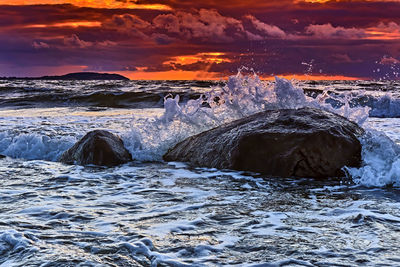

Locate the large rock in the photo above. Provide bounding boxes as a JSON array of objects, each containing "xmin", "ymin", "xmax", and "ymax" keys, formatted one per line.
[
  {"xmin": 163, "ymin": 107, "xmax": 364, "ymax": 178},
  {"xmin": 59, "ymin": 130, "xmax": 132, "ymax": 166}
]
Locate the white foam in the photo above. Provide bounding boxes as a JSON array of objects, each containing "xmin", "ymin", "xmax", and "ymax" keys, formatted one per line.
[
  {"xmin": 124, "ymin": 72, "xmax": 370, "ymax": 162},
  {"xmin": 369, "ymin": 94, "xmax": 400, "ymax": 118},
  {"xmin": 346, "ymin": 129, "xmax": 400, "ymax": 187},
  {"xmin": 2, "ymin": 72, "xmax": 399, "ymax": 190},
  {"xmin": 0, "ymin": 131, "xmax": 76, "ymax": 161}
]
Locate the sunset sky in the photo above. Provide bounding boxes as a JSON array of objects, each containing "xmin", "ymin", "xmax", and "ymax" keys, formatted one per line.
[{"xmin": 1, "ymin": 0, "xmax": 400, "ymax": 80}]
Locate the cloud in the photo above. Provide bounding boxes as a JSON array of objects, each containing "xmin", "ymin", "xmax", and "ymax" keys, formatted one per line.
[
  {"xmin": 152, "ymin": 13, "xmax": 180, "ymax": 33},
  {"xmin": 375, "ymin": 21, "xmax": 400, "ymax": 32},
  {"xmin": 101, "ymin": 9, "xmax": 288, "ymax": 43},
  {"xmin": 366, "ymin": 22, "xmax": 400, "ymax": 39},
  {"xmin": 244, "ymin": 15, "xmax": 287, "ymax": 38},
  {"xmin": 32, "ymin": 41, "xmax": 50, "ymax": 49},
  {"xmin": 305, "ymin": 23, "xmax": 366, "ymax": 39},
  {"xmin": 102, "ymin": 9, "xmax": 288, "ymax": 43},
  {"xmin": 3, "ymin": 2, "xmax": 400, "ymax": 79},
  {"xmin": 63, "ymin": 34, "xmax": 92, "ymax": 48},
  {"xmin": 330, "ymin": 54, "xmax": 362, "ymax": 63},
  {"xmin": 245, "ymin": 31, "xmax": 264, "ymax": 41},
  {"xmin": 153, "ymin": 9, "xmax": 246, "ymax": 42},
  {"xmin": 151, "ymin": 33, "xmax": 174, "ymax": 45},
  {"xmin": 2, "ymin": 1, "xmax": 172, "ymax": 10},
  {"xmin": 379, "ymin": 56, "xmax": 400, "ymax": 65},
  {"xmin": 102, "ymin": 14, "xmax": 151, "ymax": 39}
]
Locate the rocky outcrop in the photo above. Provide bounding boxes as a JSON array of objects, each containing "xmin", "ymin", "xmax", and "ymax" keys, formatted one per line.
[
  {"xmin": 59, "ymin": 130, "xmax": 131, "ymax": 166},
  {"xmin": 163, "ymin": 107, "xmax": 364, "ymax": 178},
  {"xmin": 2, "ymin": 72, "xmax": 130, "ymax": 81}
]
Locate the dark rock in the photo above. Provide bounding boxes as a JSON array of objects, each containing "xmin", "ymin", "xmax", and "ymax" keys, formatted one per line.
[
  {"xmin": 59, "ymin": 130, "xmax": 132, "ymax": 166},
  {"xmin": 0, "ymin": 154, "xmax": 5, "ymax": 159},
  {"xmin": 164, "ymin": 107, "xmax": 364, "ymax": 178}
]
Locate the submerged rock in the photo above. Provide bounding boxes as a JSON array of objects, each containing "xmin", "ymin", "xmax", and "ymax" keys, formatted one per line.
[
  {"xmin": 59, "ymin": 130, "xmax": 132, "ymax": 166},
  {"xmin": 164, "ymin": 107, "xmax": 364, "ymax": 178}
]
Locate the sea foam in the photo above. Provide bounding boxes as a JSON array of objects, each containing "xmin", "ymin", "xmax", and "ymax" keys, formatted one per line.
[
  {"xmin": 0, "ymin": 132, "xmax": 76, "ymax": 161},
  {"xmin": 1, "ymin": 72, "xmax": 400, "ymax": 188},
  {"xmin": 346, "ymin": 130, "xmax": 400, "ymax": 187},
  {"xmin": 123, "ymin": 71, "xmax": 370, "ymax": 162}
]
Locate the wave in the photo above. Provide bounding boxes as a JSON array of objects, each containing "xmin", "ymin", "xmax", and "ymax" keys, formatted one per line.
[
  {"xmin": 122, "ymin": 72, "xmax": 400, "ymax": 188},
  {"xmin": 2, "ymin": 72, "xmax": 400, "ymax": 188},
  {"xmin": 2, "ymin": 79, "xmax": 400, "ymax": 119},
  {"xmin": 0, "ymin": 229, "xmax": 38, "ymax": 263},
  {"xmin": 122, "ymin": 72, "xmax": 370, "ymax": 162},
  {"xmin": 346, "ymin": 130, "xmax": 400, "ymax": 187},
  {"xmin": 0, "ymin": 132, "xmax": 76, "ymax": 161},
  {"xmin": 0, "ymin": 90, "xmax": 194, "ymax": 109},
  {"xmin": 0, "ymin": 80, "xmax": 216, "ymax": 109}
]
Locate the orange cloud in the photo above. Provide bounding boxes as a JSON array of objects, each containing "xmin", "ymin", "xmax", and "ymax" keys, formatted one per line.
[
  {"xmin": 365, "ymin": 22, "xmax": 400, "ymax": 40},
  {"xmin": 24, "ymin": 21, "xmax": 101, "ymax": 28},
  {"xmin": 297, "ymin": 0, "xmax": 400, "ymax": 2},
  {"xmin": 164, "ymin": 52, "xmax": 232, "ymax": 66},
  {"xmin": 0, "ymin": 0, "xmax": 172, "ymax": 10},
  {"xmin": 296, "ymin": 0, "xmax": 331, "ymax": 3}
]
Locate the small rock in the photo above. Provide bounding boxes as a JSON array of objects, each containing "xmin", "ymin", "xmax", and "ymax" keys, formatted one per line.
[{"xmin": 59, "ymin": 130, "xmax": 132, "ymax": 166}]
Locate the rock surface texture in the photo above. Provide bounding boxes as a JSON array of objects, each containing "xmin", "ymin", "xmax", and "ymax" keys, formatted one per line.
[
  {"xmin": 59, "ymin": 130, "xmax": 132, "ymax": 166},
  {"xmin": 164, "ymin": 107, "xmax": 365, "ymax": 178}
]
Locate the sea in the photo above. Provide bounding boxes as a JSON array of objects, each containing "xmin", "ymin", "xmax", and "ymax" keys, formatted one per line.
[{"xmin": 1, "ymin": 72, "xmax": 400, "ymax": 266}]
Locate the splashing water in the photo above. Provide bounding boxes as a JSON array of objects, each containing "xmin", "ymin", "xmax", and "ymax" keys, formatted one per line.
[
  {"xmin": 346, "ymin": 130, "xmax": 400, "ymax": 187},
  {"xmin": 124, "ymin": 70, "xmax": 371, "ymax": 161},
  {"xmin": 123, "ymin": 71, "xmax": 400, "ymax": 188},
  {"xmin": 1, "ymin": 71, "xmax": 398, "ymax": 188}
]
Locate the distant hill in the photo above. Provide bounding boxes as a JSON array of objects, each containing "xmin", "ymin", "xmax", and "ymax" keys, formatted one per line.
[{"xmin": 1, "ymin": 72, "xmax": 130, "ymax": 81}]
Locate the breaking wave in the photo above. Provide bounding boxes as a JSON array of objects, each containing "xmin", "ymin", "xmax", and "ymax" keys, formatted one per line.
[
  {"xmin": 1, "ymin": 71, "xmax": 400, "ymax": 188},
  {"xmin": 123, "ymin": 71, "xmax": 370, "ymax": 162}
]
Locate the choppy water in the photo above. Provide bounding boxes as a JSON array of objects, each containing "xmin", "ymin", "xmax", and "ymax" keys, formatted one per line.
[{"xmin": 1, "ymin": 76, "xmax": 400, "ymax": 266}]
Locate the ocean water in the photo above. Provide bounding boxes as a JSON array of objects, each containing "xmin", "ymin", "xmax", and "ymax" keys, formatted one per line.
[{"xmin": 1, "ymin": 74, "xmax": 400, "ymax": 266}]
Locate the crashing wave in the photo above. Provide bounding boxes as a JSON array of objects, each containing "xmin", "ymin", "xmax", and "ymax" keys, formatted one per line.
[
  {"xmin": 123, "ymin": 71, "xmax": 370, "ymax": 161},
  {"xmin": 2, "ymin": 70, "xmax": 400, "ymax": 188}
]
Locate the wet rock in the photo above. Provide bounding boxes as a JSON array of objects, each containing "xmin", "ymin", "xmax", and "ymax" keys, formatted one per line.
[
  {"xmin": 164, "ymin": 107, "xmax": 364, "ymax": 178},
  {"xmin": 0, "ymin": 154, "xmax": 5, "ymax": 159},
  {"xmin": 59, "ymin": 130, "xmax": 132, "ymax": 166}
]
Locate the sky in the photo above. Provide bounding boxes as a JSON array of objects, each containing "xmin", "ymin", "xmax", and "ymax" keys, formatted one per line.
[{"xmin": 1, "ymin": 0, "xmax": 400, "ymax": 80}]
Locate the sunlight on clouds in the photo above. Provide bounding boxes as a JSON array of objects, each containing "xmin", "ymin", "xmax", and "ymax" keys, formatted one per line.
[
  {"xmin": 0, "ymin": 0, "xmax": 172, "ymax": 10},
  {"xmin": 299, "ymin": 0, "xmax": 331, "ymax": 3},
  {"xmin": 297, "ymin": 0, "xmax": 400, "ymax": 3},
  {"xmin": 164, "ymin": 53, "xmax": 232, "ymax": 66},
  {"xmin": 24, "ymin": 21, "xmax": 102, "ymax": 28},
  {"xmin": 366, "ymin": 22, "xmax": 400, "ymax": 40},
  {"xmin": 366, "ymin": 30, "xmax": 400, "ymax": 40}
]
